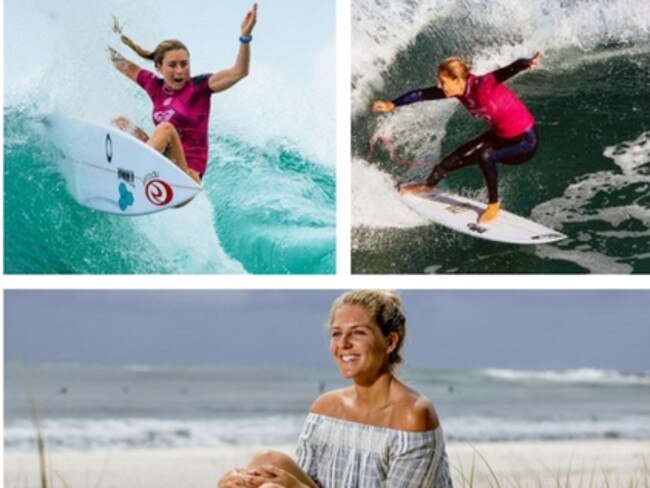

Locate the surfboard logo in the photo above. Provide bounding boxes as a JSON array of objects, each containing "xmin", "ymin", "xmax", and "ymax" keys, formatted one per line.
[
  {"xmin": 118, "ymin": 183, "xmax": 134, "ymax": 211},
  {"xmin": 467, "ymin": 222, "xmax": 488, "ymax": 234},
  {"xmin": 145, "ymin": 179, "xmax": 174, "ymax": 206},
  {"xmin": 446, "ymin": 203, "xmax": 473, "ymax": 214},
  {"xmin": 105, "ymin": 134, "xmax": 113, "ymax": 163}
]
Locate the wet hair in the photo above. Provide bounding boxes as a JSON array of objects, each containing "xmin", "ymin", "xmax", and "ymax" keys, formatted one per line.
[
  {"xmin": 120, "ymin": 34, "xmax": 189, "ymax": 68},
  {"xmin": 328, "ymin": 290, "xmax": 407, "ymax": 367},
  {"xmin": 437, "ymin": 57, "xmax": 471, "ymax": 81}
]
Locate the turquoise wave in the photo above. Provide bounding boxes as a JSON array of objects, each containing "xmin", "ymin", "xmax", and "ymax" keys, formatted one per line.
[{"xmin": 4, "ymin": 107, "xmax": 335, "ymax": 274}]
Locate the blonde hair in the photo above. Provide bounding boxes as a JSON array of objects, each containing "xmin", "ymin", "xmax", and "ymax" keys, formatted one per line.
[
  {"xmin": 437, "ymin": 57, "xmax": 471, "ymax": 81},
  {"xmin": 328, "ymin": 290, "xmax": 407, "ymax": 366},
  {"xmin": 120, "ymin": 34, "xmax": 189, "ymax": 68}
]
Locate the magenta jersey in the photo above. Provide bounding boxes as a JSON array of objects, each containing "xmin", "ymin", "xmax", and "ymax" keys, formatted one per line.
[
  {"xmin": 459, "ymin": 73, "xmax": 535, "ymax": 139},
  {"xmin": 137, "ymin": 69, "xmax": 213, "ymax": 174}
]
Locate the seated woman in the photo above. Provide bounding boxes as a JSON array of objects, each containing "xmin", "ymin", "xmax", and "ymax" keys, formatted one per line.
[{"xmin": 218, "ymin": 290, "xmax": 453, "ymax": 488}]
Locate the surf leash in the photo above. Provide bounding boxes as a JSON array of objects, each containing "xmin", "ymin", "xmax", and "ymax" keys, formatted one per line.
[{"xmin": 366, "ymin": 134, "xmax": 434, "ymax": 170}]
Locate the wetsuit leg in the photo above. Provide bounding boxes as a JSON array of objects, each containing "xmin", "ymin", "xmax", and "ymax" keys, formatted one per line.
[
  {"xmin": 425, "ymin": 131, "xmax": 494, "ymax": 187},
  {"xmin": 478, "ymin": 127, "xmax": 539, "ymax": 203}
]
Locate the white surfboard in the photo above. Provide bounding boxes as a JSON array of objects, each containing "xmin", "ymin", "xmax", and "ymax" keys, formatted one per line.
[
  {"xmin": 402, "ymin": 191, "xmax": 567, "ymax": 244},
  {"xmin": 47, "ymin": 116, "xmax": 202, "ymax": 216}
]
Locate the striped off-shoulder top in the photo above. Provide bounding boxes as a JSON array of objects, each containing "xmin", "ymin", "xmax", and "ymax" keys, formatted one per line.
[{"xmin": 296, "ymin": 413, "xmax": 453, "ymax": 487}]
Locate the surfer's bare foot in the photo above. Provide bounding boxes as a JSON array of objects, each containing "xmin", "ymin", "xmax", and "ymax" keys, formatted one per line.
[
  {"xmin": 399, "ymin": 183, "xmax": 434, "ymax": 195},
  {"xmin": 187, "ymin": 170, "xmax": 202, "ymax": 185},
  {"xmin": 111, "ymin": 116, "xmax": 149, "ymax": 143},
  {"xmin": 478, "ymin": 202, "xmax": 500, "ymax": 223}
]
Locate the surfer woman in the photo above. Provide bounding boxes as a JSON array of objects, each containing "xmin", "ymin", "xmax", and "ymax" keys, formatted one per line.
[
  {"xmin": 217, "ymin": 290, "xmax": 452, "ymax": 488},
  {"xmin": 109, "ymin": 4, "xmax": 258, "ymax": 184},
  {"xmin": 373, "ymin": 53, "xmax": 541, "ymax": 223}
]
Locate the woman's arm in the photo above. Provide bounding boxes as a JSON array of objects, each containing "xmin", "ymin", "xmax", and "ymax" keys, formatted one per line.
[
  {"xmin": 108, "ymin": 47, "xmax": 140, "ymax": 82},
  {"xmin": 372, "ymin": 86, "xmax": 445, "ymax": 113},
  {"xmin": 493, "ymin": 52, "xmax": 541, "ymax": 83},
  {"xmin": 209, "ymin": 3, "xmax": 258, "ymax": 93}
]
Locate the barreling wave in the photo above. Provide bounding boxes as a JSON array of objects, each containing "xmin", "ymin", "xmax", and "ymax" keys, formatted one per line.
[
  {"xmin": 351, "ymin": 0, "xmax": 650, "ymax": 273},
  {"xmin": 4, "ymin": 0, "xmax": 335, "ymax": 274},
  {"xmin": 4, "ymin": 107, "xmax": 335, "ymax": 274}
]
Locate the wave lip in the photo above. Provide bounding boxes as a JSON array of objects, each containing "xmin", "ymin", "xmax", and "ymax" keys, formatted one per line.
[{"xmin": 482, "ymin": 368, "xmax": 650, "ymax": 385}]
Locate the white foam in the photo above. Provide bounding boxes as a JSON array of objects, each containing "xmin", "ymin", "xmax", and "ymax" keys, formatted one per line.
[
  {"xmin": 134, "ymin": 193, "xmax": 246, "ymax": 274},
  {"xmin": 351, "ymin": 157, "xmax": 427, "ymax": 228},
  {"xmin": 532, "ymin": 132, "xmax": 650, "ymax": 273},
  {"xmin": 216, "ymin": 36, "xmax": 336, "ymax": 167},
  {"xmin": 444, "ymin": 415, "xmax": 650, "ymax": 442},
  {"xmin": 4, "ymin": 416, "xmax": 303, "ymax": 452},
  {"xmin": 351, "ymin": 1, "xmax": 448, "ymax": 117},
  {"xmin": 7, "ymin": 411, "xmax": 649, "ymax": 450},
  {"xmin": 483, "ymin": 368, "xmax": 650, "ymax": 385}
]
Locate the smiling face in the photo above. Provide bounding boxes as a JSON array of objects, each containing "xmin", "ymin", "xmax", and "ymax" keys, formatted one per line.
[
  {"xmin": 329, "ymin": 304, "xmax": 397, "ymax": 383},
  {"xmin": 157, "ymin": 49, "xmax": 190, "ymax": 91}
]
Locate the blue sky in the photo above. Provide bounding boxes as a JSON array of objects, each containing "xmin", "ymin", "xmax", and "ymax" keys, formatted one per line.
[{"xmin": 5, "ymin": 290, "xmax": 650, "ymax": 372}]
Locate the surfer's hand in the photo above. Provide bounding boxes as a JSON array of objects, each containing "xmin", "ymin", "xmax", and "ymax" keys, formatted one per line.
[
  {"xmin": 241, "ymin": 3, "xmax": 258, "ymax": 37},
  {"xmin": 529, "ymin": 52, "xmax": 542, "ymax": 69},
  {"xmin": 372, "ymin": 100, "xmax": 395, "ymax": 113},
  {"xmin": 399, "ymin": 182, "xmax": 434, "ymax": 195},
  {"xmin": 112, "ymin": 15, "xmax": 123, "ymax": 35}
]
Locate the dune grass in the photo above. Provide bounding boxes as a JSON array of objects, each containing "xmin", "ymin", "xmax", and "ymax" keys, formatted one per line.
[{"xmin": 450, "ymin": 444, "xmax": 650, "ymax": 488}]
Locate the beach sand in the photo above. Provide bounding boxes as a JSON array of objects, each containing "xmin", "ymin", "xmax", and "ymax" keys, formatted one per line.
[{"xmin": 5, "ymin": 440, "xmax": 649, "ymax": 488}]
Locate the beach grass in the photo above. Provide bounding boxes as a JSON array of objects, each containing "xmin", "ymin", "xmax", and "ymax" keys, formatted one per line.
[{"xmin": 450, "ymin": 444, "xmax": 650, "ymax": 488}]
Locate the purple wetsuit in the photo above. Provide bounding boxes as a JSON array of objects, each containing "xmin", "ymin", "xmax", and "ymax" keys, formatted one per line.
[
  {"xmin": 137, "ymin": 69, "xmax": 213, "ymax": 175},
  {"xmin": 391, "ymin": 58, "xmax": 538, "ymax": 203}
]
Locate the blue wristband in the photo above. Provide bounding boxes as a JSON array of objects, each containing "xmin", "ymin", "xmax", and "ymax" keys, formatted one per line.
[{"xmin": 239, "ymin": 35, "xmax": 252, "ymax": 44}]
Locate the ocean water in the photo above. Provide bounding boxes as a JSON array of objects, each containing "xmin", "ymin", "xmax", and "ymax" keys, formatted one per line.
[
  {"xmin": 5, "ymin": 362, "xmax": 650, "ymax": 452},
  {"xmin": 3, "ymin": 0, "xmax": 335, "ymax": 274},
  {"xmin": 351, "ymin": 0, "xmax": 650, "ymax": 274}
]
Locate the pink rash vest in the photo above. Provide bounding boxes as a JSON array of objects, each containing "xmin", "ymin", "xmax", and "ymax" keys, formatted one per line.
[
  {"xmin": 137, "ymin": 69, "xmax": 213, "ymax": 175},
  {"xmin": 458, "ymin": 72, "xmax": 535, "ymax": 139},
  {"xmin": 391, "ymin": 58, "xmax": 536, "ymax": 140}
]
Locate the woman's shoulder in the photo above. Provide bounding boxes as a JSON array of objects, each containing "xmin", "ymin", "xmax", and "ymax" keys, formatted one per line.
[
  {"xmin": 389, "ymin": 382, "xmax": 440, "ymax": 433},
  {"xmin": 309, "ymin": 387, "xmax": 350, "ymax": 417}
]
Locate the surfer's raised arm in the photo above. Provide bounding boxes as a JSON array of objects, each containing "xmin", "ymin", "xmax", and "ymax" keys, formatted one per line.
[
  {"xmin": 208, "ymin": 3, "xmax": 258, "ymax": 93},
  {"xmin": 108, "ymin": 47, "xmax": 140, "ymax": 82},
  {"xmin": 108, "ymin": 17, "xmax": 142, "ymax": 82},
  {"xmin": 493, "ymin": 52, "xmax": 542, "ymax": 83}
]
